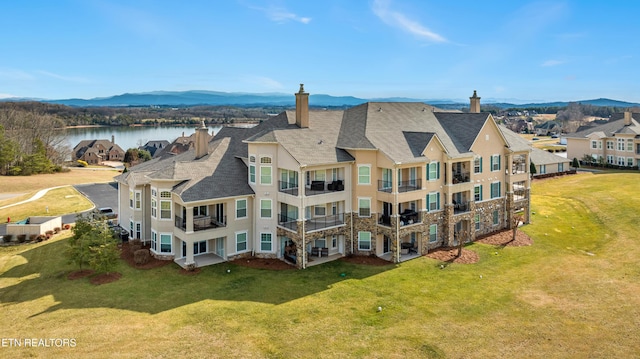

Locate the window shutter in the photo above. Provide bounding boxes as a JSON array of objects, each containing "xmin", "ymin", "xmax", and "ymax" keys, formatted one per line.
[
  {"xmin": 426, "ymin": 166, "xmax": 430, "ymax": 181},
  {"xmin": 480, "ymin": 185, "xmax": 483, "ymax": 201},
  {"xmin": 437, "ymin": 162, "xmax": 440, "ymax": 179},
  {"xmin": 436, "ymin": 192, "xmax": 440, "ymax": 209},
  {"xmin": 498, "ymin": 182, "xmax": 501, "ymax": 196},
  {"xmin": 498, "ymin": 155, "xmax": 501, "ymax": 170},
  {"xmin": 480, "ymin": 157, "xmax": 483, "ymax": 172}
]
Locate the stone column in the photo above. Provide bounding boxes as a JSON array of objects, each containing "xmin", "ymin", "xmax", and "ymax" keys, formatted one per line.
[{"xmin": 444, "ymin": 204, "xmax": 454, "ymax": 246}]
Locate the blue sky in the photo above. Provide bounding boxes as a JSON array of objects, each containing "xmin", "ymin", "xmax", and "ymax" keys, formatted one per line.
[{"xmin": 1, "ymin": 0, "xmax": 639, "ymax": 103}]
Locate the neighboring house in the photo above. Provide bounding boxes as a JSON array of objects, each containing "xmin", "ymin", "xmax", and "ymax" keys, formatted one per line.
[
  {"xmin": 153, "ymin": 132, "xmax": 213, "ymax": 157},
  {"xmin": 73, "ymin": 136, "xmax": 125, "ymax": 164},
  {"xmin": 115, "ymin": 86, "xmax": 532, "ymax": 269},
  {"xmin": 138, "ymin": 140, "xmax": 170, "ymax": 158},
  {"xmin": 534, "ymin": 120, "xmax": 561, "ymax": 136},
  {"xmin": 565, "ymin": 112, "xmax": 640, "ymax": 168},
  {"xmin": 529, "ymin": 148, "xmax": 572, "ymax": 177}
]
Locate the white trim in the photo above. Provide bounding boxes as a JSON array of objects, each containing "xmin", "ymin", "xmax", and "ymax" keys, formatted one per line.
[
  {"xmin": 159, "ymin": 232, "xmax": 173, "ymax": 254},
  {"xmin": 259, "ymin": 232, "xmax": 274, "ymax": 252},
  {"xmin": 235, "ymin": 230, "xmax": 249, "ymax": 253},
  {"xmin": 357, "ymin": 197, "xmax": 371, "ymax": 217},
  {"xmin": 357, "ymin": 164, "xmax": 371, "ymax": 185},
  {"xmin": 260, "ymin": 199, "xmax": 272, "ymax": 219},
  {"xmin": 235, "ymin": 198, "xmax": 248, "ymax": 220}
]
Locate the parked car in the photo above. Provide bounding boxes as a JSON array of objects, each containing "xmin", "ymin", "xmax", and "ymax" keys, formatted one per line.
[{"xmin": 94, "ymin": 207, "xmax": 117, "ymax": 220}]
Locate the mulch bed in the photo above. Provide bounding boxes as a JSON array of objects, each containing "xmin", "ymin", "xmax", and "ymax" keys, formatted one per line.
[
  {"xmin": 340, "ymin": 255, "xmax": 392, "ymax": 266},
  {"xmin": 120, "ymin": 242, "xmax": 173, "ymax": 269},
  {"xmin": 426, "ymin": 248, "xmax": 480, "ymax": 264},
  {"xmin": 230, "ymin": 257, "xmax": 295, "ymax": 270},
  {"xmin": 67, "ymin": 269, "xmax": 95, "ymax": 280},
  {"xmin": 89, "ymin": 272, "xmax": 122, "ymax": 285},
  {"xmin": 475, "ymin": 229, "xmax": 533, "ymax": 247}
]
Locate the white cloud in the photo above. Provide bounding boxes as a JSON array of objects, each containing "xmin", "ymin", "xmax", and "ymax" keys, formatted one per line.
[
  {"xmin": 541, "ymin": 59, "xmax": 565, "ymax": 67},
  {"xmin": 249, "ymin": 3, "xmax": 311, "ymax": 24},
  {"xmin": 372, "ymin": 0, "xmax": 446, "ymax": 43},
  {"xmin": 0, "ymin": 93, "xmax": 17, "ymax": 99}
]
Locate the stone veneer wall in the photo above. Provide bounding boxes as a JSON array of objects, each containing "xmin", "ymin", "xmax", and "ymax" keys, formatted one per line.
[
  {"xmin": 422, "ymin": 210, "xmax": 447, "ymax": 252},
  {"xmin": 474, "ymin": 198, "xmax": 506, "ymax": 237},
  {"xmin": 151, "ymin": 253, "xmax": 174, "ymax": 261},
  {"xmin": 350, "ymin": 213, "xmax": 379, "ymax": 256}
]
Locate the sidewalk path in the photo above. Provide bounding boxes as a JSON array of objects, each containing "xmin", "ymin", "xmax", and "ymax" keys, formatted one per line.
[{"xmin": 0, "ymin": 185, "xmax": 68, "ymax": 210}]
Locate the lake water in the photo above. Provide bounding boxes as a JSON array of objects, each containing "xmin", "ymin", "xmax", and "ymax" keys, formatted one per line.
[{"xmin": 63, "ymin": 125, "xmax": 224, "ymax": 151}]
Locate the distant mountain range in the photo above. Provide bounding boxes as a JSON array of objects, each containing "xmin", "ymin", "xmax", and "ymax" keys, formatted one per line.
[{"xmin": 2, "ymin": 90, "xmax": 639, "ymax": 109}]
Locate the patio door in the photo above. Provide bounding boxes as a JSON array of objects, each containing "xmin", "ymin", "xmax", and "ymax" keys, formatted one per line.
[
  {"xmin": 409, "ymin": 167, "xmax": 417, "ymax": 186},
  {"xmin": 214, "ymin": 237, "xmax": 225, "ymax": 258},
  {"xmin": 383, "ymin": 235, "xmax": 391, "ymax": 253}
]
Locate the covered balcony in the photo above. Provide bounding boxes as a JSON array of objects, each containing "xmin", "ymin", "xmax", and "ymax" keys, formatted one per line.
[
  {"xmin": 452, "ymin": 191, "xmax": 471, "ymax": 215},
  {"xmin": 451, "ymin": 161, "xmax": 471, "ymax": 184},
  {"xmin": 174, "ymin": 204, "xmax": 226, "ymax": 232},
  {"xmin": 378, "ymin": 201, "xmax": 421, "ymax": 227},
  {"xmin": 511, "ymin": 154, "xmax": 527, "ymax": 174}
]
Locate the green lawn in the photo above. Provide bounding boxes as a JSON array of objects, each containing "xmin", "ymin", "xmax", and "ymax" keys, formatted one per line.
[
  {"xmin": 1, "ymin": 173, "xmax": 640, "ymax": 358},
  {"xmin": 0, "ymin": 187, "xmax": 94, "ymax": 223}
]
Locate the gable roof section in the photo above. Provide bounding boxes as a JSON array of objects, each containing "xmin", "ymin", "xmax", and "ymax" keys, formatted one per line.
[
  {"xmin": 498, "ymin": 125, "xmax": 534, "ymax": 152},
  {"xmin": 434, "ymin": 112, "xmax": 489, "ymax": 154},
  {"xmin": 402, "ymin": 131, "xmax": 436, "ymax": 158}
]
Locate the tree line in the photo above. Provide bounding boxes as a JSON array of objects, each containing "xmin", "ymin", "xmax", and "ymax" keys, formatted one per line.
[{"xmin": 0, "ymin": 108, "xmax": 68, "ymax": 175}]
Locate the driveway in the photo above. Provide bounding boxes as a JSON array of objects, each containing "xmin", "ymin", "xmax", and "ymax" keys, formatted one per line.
[{"xmin": 0, "ymin": 182, "xmax": 119, "ymax": 236}]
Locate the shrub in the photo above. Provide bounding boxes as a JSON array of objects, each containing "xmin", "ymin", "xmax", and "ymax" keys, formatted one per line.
[
  {"xmin": 45, "ymin": 230, "xmax": 54, "ymax": 238},
  {"xmin": 17, "ymin": 234, "xmax": 27, "ymax": 243},
  {"xmin": 133, "ymin": 249, "xmax": 150, "ymax": 265},
  {"xmin": 63, "ymin": 224, "xmax": 71, "ymax": 230},
  {"xmin": 130, "ymin": 244, "xmax": 142, "ymax": 253},
  {"xmin": 29, "ymin": 234, "xmax": 38, "ymax": 242},
  {"xmin": 2, "ymin": 235, "xmax": 12, "ymax": 243},
  {"xmin": 36, "ymin": 235, "xmax": 46, "ymax": 242},
  {"xmin": 130, "ymin": 238, "xmax": 141, "ymax": 246},
  {"xmin": 54, "ymin": 227, "xmax": 61, "ymax": 234}
]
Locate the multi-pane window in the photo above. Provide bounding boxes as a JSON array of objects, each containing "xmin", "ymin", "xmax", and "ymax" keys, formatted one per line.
[
  {"xmin": 627, "ymin": 158, "xmax": 634, "ymax": 167},
  {"xmin": 151, "ymin": 199, "xmax": 157, "ymax": 218},
  {"xmin": 607, "ymin": 155, "xmax": 614, "ymax": 164},
  {"xmin": 426, "ymin": 192, "xmax": 440, "ymax": 212},
  {"xmin": 193, "ymin": 206, "xmax": 207, "ymax": 216},
  {"xmin": 475, "ymin": 214, "xmax": 480, "ymax": 230},
  {"xmin": 492, "ymin": 210, "xmax": 500, "ymax": 226},
  {"xmin": 260, "ymin": 166, "xmax": 272, "ymax": 185},
  {"xmin": 617, "ymin": 157, "xmax": 626, "ymax": 166},
  {"xmin": 474, "ymin": 157, "xmax": 482, "ymax": 173},
  {"xmin": 260, "ymin": 157, "xmax": 271, "ymax": 164},
  {"xmin": 260, "ymin": 233, "xmax": 272, "ymax": 251},
  {"xmin": 474, "ymin": 185, "xmax": 482, "ymax": 202},
  {"xmin": 151, "ymin": 231, "xmax": 157, "ymax": 251},
  {"xmin": 261, "ymin": 199, "xmax": 272, "ymax": 218},
  {"xmin": 129, "ymin": 190, "xmax": 134, "ymax": 208},
  {"xmin": 427, "ymin": 162, "xmax": 439, "ymax": 180},
  {"xmin": 314, "ymin": 205, "xmax": 326, "ymax": 216},
  {"xmin": 135, "ymin": 191, "xmax": 141, "ymax": 209},
  {"xmin": 249, "ymin": 165, "xmax": 255, "ymax": 183},
  {"xmin": 358, "ymin": 198, "xmax": 371, "ymax": 217},
  {"xmin": 160, "ymin": 200, "xmax": 171, "ymax": 219},
  {"xmin": 558, "ymin": 163, "xmax": 564, "ymax": 172},
  {"xmin": 627, "ymin": 139, "xmax": 634, "ymax": 152},
  {"xmin": 429, "ymin": 224, "xmax": 437, "ymax": 242},
  {"xmin": 358, "ymin": 231, "xmax": 371, "ymax": 250},
  {"xmin": 490, "ymin": 154, "xmax": 501, "ymax": 171},
  {"xmin": 617, "ymin": 139, "xmax": 625, "ymax": 151},
  {"xmin": 540, "ymin": 165, "xmax": 546, "ymax": 174},
  {"xmin": 490, "ymin": 182, "xmax": 501, "ymax": 199},
  {"xmin": 236, "ymin": 232, "xmax": 247, "ymax": 252},
  {"xmin": 280, "ymin": 169, "xmax": 298, "ymax": 189},
  {"xmin": 358, "ymin": 165, "xmax": 370, "ymax": 184},
  {"xmin": 236, "ymin": 199, "xmax": 247, "ymax": 219},
  {"xmin": 606, "ymin": 141, "xmax": 614, "ymax": 150},
  {"xmin": 160, "ymin": 234, "xmax": 172, "ymax": 253}
]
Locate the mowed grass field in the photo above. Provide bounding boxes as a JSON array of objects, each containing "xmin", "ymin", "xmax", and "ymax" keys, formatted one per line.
[
  {"xmin": 1, "ymin": 173, "xmax": 639, "ymax": 358},
  {"xmin": 0, "ymin": 168, "xmax": 119, "ymax": 194}
]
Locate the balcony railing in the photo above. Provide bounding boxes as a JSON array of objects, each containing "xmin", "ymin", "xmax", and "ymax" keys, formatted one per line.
[
  {"xmin": 452, "ymin": 173, "xmax": 470, "ymax": 184},
  {"xmin": 175, "ymin": 215, "xmax": 227, "ymax": 232},
  {"xmin": 305, "ymin": 213, "xmax": 345, "ymax": 232},
  {"xmin": 278, "ymin": 181, "xmax": 299, "ymax": 196},
  {"xmin": 453, "ymin": 202, "xmax": 470, "ymax": 214},
  {"xmin": 278, "ymin": 214, "xmax": 299, "ymax": 231},
  {"xmin": 305, "ymin": 180, "xmax": 345, "ymax": 196},
  {"xmin": 377, "ymin": 179, "xmax": 422, "ymax": 193}
]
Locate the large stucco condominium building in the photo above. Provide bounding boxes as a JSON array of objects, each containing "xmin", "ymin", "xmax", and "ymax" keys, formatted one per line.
[{"xmin": 116, "ymin": 86, "xmax": 532, "ymax": 269}]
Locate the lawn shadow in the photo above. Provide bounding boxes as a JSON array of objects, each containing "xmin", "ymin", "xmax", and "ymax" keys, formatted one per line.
[{"xmin": 0, "ymin": 238, "xmax": 396, "ymax": 316}]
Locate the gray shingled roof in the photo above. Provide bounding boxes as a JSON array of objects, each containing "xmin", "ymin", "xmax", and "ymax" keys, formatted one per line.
[
  {"xmin": 566, "ymin": 116, "xmax": 640, "ymax": 138},
  {"xmin": 530, "ymin": 147, "xmax": 571, "ymax": 166},
  {"xmin": 498, "ymin": 125, "xmax": 535, "ymax": 152},
  {"xmin": 433, "ymin": 112, "xmax": 488, "ymax": 153}
]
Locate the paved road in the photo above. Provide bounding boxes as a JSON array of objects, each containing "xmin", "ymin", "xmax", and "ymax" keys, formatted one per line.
[{"xmin": 0, "ymin": 182, "xmax": 119, "ymax": 235}]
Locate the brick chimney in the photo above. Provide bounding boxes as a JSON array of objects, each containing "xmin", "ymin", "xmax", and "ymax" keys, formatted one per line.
[
  {"xmin": 470, "ymin": 90, "xmax": 481, "ymax": 113},
  {"xmin": 624, "ymin": 111, "xmax": 633, "ymax": 126},
  {"xmin": 195, "ymin": 120, "xmax": 209, "ymax": 159},
  {"xmin": 295, "ymin": 84, "xmax": 309, "ymax": 128},
  {"xmin": 111, "ymin": 135, "xmax": 115, "ymax": 144}
]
